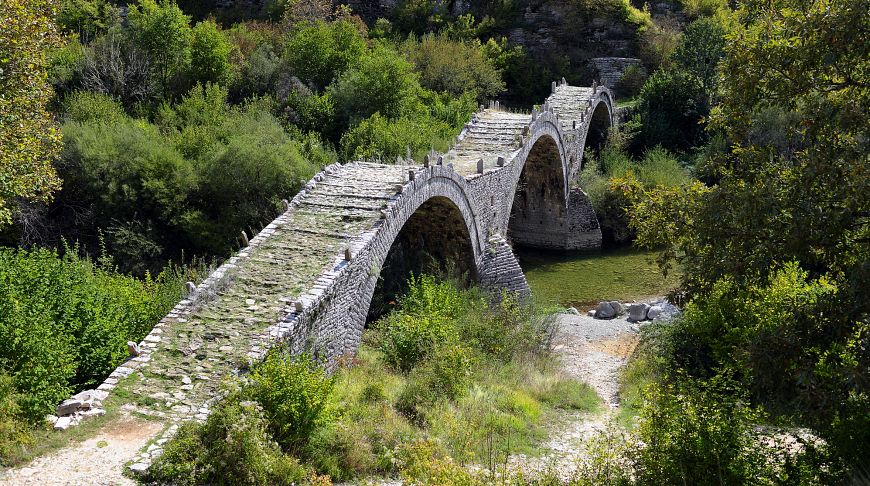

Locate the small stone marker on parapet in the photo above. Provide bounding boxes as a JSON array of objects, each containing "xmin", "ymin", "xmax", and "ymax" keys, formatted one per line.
[
  {"xmin": 186, "ymin": 281, "xmax": 196, "ymax": 294},
  {"xmin": 282, "ymin": 199, "xmax": 290, "ymax": 211},
  {"xmin": 496, "ymin": 156, "xmax": 505, "ymax": 167},
  {"xmin": 344, "ymin": 247, "xmax": 352, "ymax": 261},
  {"xmin": 127, "ymin": 341, "xmax": 141, "ymax": 357},
  {"xmin": 423, "ymin": 154, "xmax": 430, "ymax": 167},
  {"xmin": 240, "ymin": 230, "xmax": 249, "ymax": 247},
  {"xmin": 408, "ymin": 169, "xmax": 415, "ymax": 181},
  {"xmin": 477, "ymin": 159, "xmax": 484, "ymax": 174},
  {"xmin": 437, "ymin": 155, "xmax": 443, "ymax": 165}
]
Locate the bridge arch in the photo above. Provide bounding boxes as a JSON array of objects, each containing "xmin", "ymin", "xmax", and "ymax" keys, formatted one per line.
[
  {"xmin": 323, "ymin": 167, "xmax": 487, "ymax": 355},
  {"xmin": 578, "ymin": 90, "xmax": 615, "ymax": 169}
]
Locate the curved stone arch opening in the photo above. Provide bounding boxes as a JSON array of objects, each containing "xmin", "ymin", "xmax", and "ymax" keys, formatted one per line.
[
  {"xmin": 360, "ymin": 175, "xmax": 483, "ymax": 322},
  {"xmin": 582, "ymin": 96, "xmax": 614, "ymax": 169},
  {"xmin": 507, "ymin": 132, "xmax": 571, "ymax": 249}
]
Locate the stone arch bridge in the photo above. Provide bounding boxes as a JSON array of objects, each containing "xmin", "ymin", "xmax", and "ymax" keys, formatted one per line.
[{"xmin": 73, "ymin": 83, "xmax": 615, "ymax": 470}]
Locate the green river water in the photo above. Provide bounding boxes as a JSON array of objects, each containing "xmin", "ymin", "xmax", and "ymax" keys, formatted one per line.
[{"xmin": 515, "ymin": 247, "xmax": 681, "ymax": 311}]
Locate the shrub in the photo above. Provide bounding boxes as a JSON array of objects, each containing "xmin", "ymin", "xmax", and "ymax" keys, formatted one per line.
[
  {"xmin": 328, "ymin": 46, "xmax": 421, "ymax": 128},
  {"xmin": 401, "ymin": 33, "xmax": 504, "ymax": 101},
  {"xmin": 340, "ymin": 113, "xmax": 452, "ymax": 161},
  {"xmin": 637, "ymin": 19, "xmax": 682, "ymax": 71},
  {"xmin": 282, "ymin": 20, "xmax": 366, "ymax": 89},
  {"xmin": 146, "ymin": 399, "xmax": 309, "ymax": 485},
  {"xmin": 614, "ymin": 64, "xmax": 647, "ymax": 99},
  {"xmin": 245, "ymin": 351, "xmax": 336, "ymax": 455},
  {"xmin": 57, "ymin": 0, "xmax": 120, "ymax": 41},
  {"xmin": 62, "ymin": 91, "xmax": 126, "ymax": 124},
  {"xmin": 631, "ymin": 376, "xmax": 760, "ymax": 483},
  {"xmin": 0, "ymin": 247, "xmax": 188, "ymax": 422},
  {"xmin": 631, "ymin": 69, "xmax": 708, "ymax": 153},
  {"xmin": 189, "ymin": 20, "xmax": 232, "ymax": 86},
  {"xmin": 0, "ymin": 372, "xmax": 34, "ymax": 465},
  {"xmin": 376, "ymin": 312, "xmax": 457, "ymax": 374}
]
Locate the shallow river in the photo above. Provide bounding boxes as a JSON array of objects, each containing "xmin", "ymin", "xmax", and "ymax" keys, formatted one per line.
[{"xmin": 515, "ymin": 246, "xmax": 680, "ymax": 311}]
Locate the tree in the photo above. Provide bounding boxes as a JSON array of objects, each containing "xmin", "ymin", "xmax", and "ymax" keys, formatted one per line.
[
  {"xmin": 282, "ymin": 20, "xmax": 366, "ymax": 90},
  {"xmin": 672, "ymin": 16, "xmax": 727, "ymax": 103},
  {"xmin": 626, "ymin": 0, "xmax": 869, "ymax": 470},
  {"xmin": 127, "ymin": 0, "xmax": 191, "ymax": 97},
  {"xmin": 190, "ymin": 20, "xmax": 232, "ymax": 86},
  {"xmin": 0, "ymin": 0, "xmax": 63, "ymax": 227},
  {"xmin": 328, "ymin": 46, "xmax": 420, "ymax": 128},
  {"xmin": 631, "ymin": 70, "xmax": 708, "ymax": 152},
  {"xmin": 401, "ymin": 33, "xmax": 505, "ymax": 101}
]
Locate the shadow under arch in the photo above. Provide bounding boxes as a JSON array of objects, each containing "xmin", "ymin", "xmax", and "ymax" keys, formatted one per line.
[
  {"xmin": 366, "ymin": 195, "xmax": 478, "ymax": 321},
  {"xmin": 583, "ymin": 101, "xmax": 613, "ymax": 167},
  {"xmin": 507, "ymin": 134, "xmax": 569, "ymax": 249}
]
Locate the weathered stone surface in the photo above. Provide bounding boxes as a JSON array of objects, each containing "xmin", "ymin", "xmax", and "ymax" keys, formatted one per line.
[
  {"xmin": 609, "ymin": 301, "xmax": 625, "ymax": 315},
  {"xmin": 595, "ymin": 301, "xmax": 617, "ymax": 319},
  {"xmin": 127, "ymin": 341, "xmax": 141, "ymax": 357},
  {"xmin": 56, "ymin": 399, "xmax": 83, "ymax": 416},
  {"xmin": 54, "ymin": 416, "xmax": 72, "ymax": 431},
  {"xmin": 627, "ymin": 303, "xmax": 650, "ymax": 322}
]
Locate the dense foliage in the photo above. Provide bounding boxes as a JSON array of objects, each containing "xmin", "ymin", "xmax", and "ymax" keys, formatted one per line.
[
  {"xmin": 0, "ymin": 0, "xmax": 62, "ymax": 227},
  {"xmin": 0, "ymin": 247, "xmax": 195, "ymax": 425},
  {"xmin": 623, "ymin": 0, "xmax": 870, "ymax": 477}
]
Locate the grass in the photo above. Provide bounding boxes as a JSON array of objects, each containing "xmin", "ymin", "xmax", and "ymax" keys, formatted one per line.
[
  {"xmin": 517, "ymin": 246, "xmax": 681, "ymax": 310},
  {"xmin": 313, "ymin": 342, "xmax": 602, "ymax": 481}
]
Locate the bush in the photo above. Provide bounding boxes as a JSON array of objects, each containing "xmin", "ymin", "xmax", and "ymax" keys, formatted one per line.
[
  {"xmin": 282, "ymin": 20, "xmax": 366, "ymax": 89},
  {"xmin": 146, "ymin": 399, "xmax": 309, "ymax": 486},
  {"xmin": 189, "ymin": 20, "xmax": 232, "ymax": 86},
  {"xmin": 614, "ymin": 64, "xmax": 647, "ymax": 99},
  {"xmin": 631, "ymin": 69, "xmax": 708, "ymax": 153},
  {"xmin": 57, "ymin": 0, "xmax": 120, "ymax": 40},
  {"xmin": 396, "ymin": 343, "xmax": 474, "ymax": 417},
  {"xmin": 631, "ymin": 376, "xmax": 765, "ymax": 484},
  {"xmin": 328, "ymin": 45, "xmax": 421, "ymax": 128},
  {"xmin": 62, "ymin": 90, "xmax": 126, "ymax": 124},
  {"xmin": 0, "ymin": 372, "xmax": 34, "ymax": 465},
  {"xmin": 245, "ymin": 351, "xmax": 336, "ymax": 455},
  {"xmin": 401, "ymin": 33, "xmax": 504, "ymax": 101},
  {"xmin": 0, "ymin": 247, "xmax": 189, "ymax": 422},
  {"xmin": 340, "ymin": 113, "xmax": 453, "ymax": 161}
]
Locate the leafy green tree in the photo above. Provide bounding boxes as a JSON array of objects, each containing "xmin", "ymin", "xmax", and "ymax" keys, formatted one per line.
[
  {"xmin": 401, "ymin": 33, "xmax": 505, "ymax": 101},
  {"xmin": 329, "ymin": 46, "xmax": 421, "ymax": 128},
  {"xmin": 189, "ymin": 20, "xmax": 232, "ymax": 86},
  {"xmin": 626, "ymin": 0, "xmax": 869, "ymax": 472},
  {"xmin": 57, "ymin": 0, "xmax": 119, "ymax": 40},
  {"xmin": 672, "ymin": 16, "xmax": 727, "ymax": 103},
  {"xmin": 0, "ymin": 0, "xmax": 63, "ymax": 227},
  {"xmin": 127, "ymin": 0, "xmax": 192, "ymax": 96},
  {"xmin": 282, "ymin": 20, "xmax": 366, "ymax": 89},
  {"xmin": 631, "ymin": 69, "xmax": 708, "ymax": 152}
]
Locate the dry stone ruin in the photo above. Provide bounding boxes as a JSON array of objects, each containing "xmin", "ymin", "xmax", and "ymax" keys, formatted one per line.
[{"xmin": 56, "ymin": 82, "xmax": 615, "ymax": 472}]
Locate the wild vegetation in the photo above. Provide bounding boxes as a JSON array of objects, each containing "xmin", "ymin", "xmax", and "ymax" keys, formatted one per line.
[
  {"xmin": 147, "ymin": 277, "xmax": 599, "ymax": 483},
  {"xmin": 0, "ymin": 0, "xmax": 866, "ymax": 483}
]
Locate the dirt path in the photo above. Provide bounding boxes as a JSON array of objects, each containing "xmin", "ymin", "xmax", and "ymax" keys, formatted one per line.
[
  {"xmin": 510, "ymin": 309, "xmax": 643, "ymax": 472},
  {"xmin": 0, "ymin": 415, "xmax": 163, "ymax": 486}
]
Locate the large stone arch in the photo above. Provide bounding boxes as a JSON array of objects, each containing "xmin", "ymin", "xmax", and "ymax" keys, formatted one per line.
[
  {"xmin": 313, "ymin": 167, "xmax": 488, "ymax": 358},
  {"xmin": 507, "ymin": 132, "xmax": 569, "ymax": 249}
]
